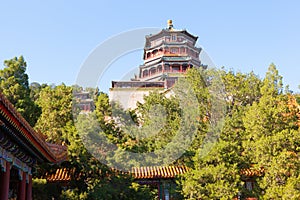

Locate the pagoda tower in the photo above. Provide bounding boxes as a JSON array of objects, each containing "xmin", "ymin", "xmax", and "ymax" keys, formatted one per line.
[
  {"xmin": 110, "ymin": 20, "xmax": 206, "ymax": 109},
  {"xmin": 137, "ymin": 20, "xmax": 204, "ymax": 87}
]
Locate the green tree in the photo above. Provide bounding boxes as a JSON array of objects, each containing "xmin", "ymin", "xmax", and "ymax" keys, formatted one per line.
[
  {"xmin": 180, "ymin": 106, "xmax": 246, "ymax": 199},
  {"xmin": 179, "ymin": 67, "xmax": 262, "ymax": 199},
  {"xmin": 0, "ymin": 56, "xmax": 40, "ymax": 126},
  {"xmin": 242, "ymin": 64, "xmax": 300, "ymax": 198},
  {"xmin": 34, "ymin": 84, "xmax": 73, "ymax": 143},
  {"xmin": 72, "ymin": 111, "xmax": 156, "ymax": 199},
  {"xmin": 243, "ymin": 64, "xmax": 287, "ymax": 163},
  {"xmin": 95, "ymin": 92, "xmax": 111, "ymax": 127},
  {"xmin": 30, "ymin": 82, "xmax": 47, "ymax": 101},
  {"xmin": 220, "ymin": 68, "xmax": 261, "ymax": 107}
]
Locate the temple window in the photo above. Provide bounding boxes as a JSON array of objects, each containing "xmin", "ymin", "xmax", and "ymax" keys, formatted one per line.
[
  {"xmin": 157, "ymin": 65, "xmax": 162, "ymax": 72},
  {"xmin": 172, "ymin": 65, "xmax": 180, "ymax": 72},
  {"xmin": 164, "ymin": 47, "xmax": 169, "ymax": 53},
  {"xmin": 170, "ymin": 48, "xmax": 178, "ymax": 54},
  {"xmin": 143, "ymin": 70, "xmax": 149, "ymax": 77},
  {"xmin": 146, "ymin": 52, "xmax": 151, "ymax": 59},
  {"xmin": 159, "ymin": 48, "xmax": 163, "ymax": 55},
  {"xmin": 180, "ymin": 47, "xmax": 185, "ymax": 54},
  {"xmin": 165, "ymin": 64, "xmax": 170, "ymax": 72},
  {"xmin": 150, "ymin": 67, "xmax": 156, "ymax": 75},
  {"xmin": 171, "ymin": 34, "xmax": 177, "ymax": 41}
]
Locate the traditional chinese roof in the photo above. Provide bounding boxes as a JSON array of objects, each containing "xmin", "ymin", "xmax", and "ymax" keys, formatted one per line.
[
  {"xmin": 146, "ymin": 29, "xmax": 198, "ymax": 44},
  {"xmin": 45, "ymin": 168, "xmax": 73, "ymax": 182},
  {"xmin": 162, "ymin": 56, "xmax": 192, "ymax": 61},
  {"xmin": 144, "ymin": 40, "xmax": 198, "ymax": 51},
  {"xmin": 144, "ymin": 20, "xmax": 198, "ymax": 48},
  {"xmin": 0, "ymin": 92, "xmax": 68, "ymax": 165},
  {"xmin": 44, "ymin": 165, "xmax": 188, "ymax": 182},
  {"xmin": 44, "ymin": 164, "xmax": 267, "ymax": 184},
  {"xmin": 131, "ymin": 166, "xmax": 188, "ymax": 179},
  {"xmin": 240, "ymin": 167, "xmax": 264, "ymax": 177},
  {"xmin": 111, "ymin": 81, "xmax": 165, "ymax": 88}
]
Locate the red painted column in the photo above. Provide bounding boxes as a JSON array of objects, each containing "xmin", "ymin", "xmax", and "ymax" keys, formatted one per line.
[
  {"xmin": 0, "ymin": 161, "xmax": 11, "ymax": 200},
  {"xmin": 18, "ymin": 171, "xmax": 26, "ymax": 200},
  {"xmin": 26, "ymin": 174, "xmax": 32, "ymax": 200}
]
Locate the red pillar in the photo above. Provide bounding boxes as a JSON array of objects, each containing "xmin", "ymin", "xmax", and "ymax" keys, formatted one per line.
[
  {"xmin": 0, "ymin": 161, "xmax": 11, "ymax": 200},
  {"xmin": 26, "ymin": 174, "xmax": 32, "ymax": 200},
  {"xmin": 18, "ymin": 171, "xmax": 26, "ymax": 200}
]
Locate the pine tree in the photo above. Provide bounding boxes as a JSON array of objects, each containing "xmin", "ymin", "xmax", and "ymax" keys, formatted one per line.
[
  {"xmin": 34, "ymin": 84, "xmax": 73, "ymax": 143},
  {"xmin": 242, "ymin": 64, "xmax": 300, "ymax": 198},
  {"xmin": 0, "ymin": 56, "xmax": 40, "ymax": 126}
]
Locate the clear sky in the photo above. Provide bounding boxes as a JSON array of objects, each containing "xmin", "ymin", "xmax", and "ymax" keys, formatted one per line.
[{"xmin": 1, "ymin": 1, "xmax": 299, "ymax": 93}]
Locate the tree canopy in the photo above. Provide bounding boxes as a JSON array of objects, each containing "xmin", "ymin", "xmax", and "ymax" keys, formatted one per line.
[
  {"xmin": 2, "ymin": 55, "xmax": 300, "ymax": 199},
  {"xmin": 0, "ymin": 56, "xmax": 40, "ymax": 126}
]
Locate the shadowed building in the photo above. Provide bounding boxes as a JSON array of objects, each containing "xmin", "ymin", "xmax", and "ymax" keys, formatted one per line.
[{"xmin": 0, "ymin": 93, "xmax": 68, "ymax": 200}]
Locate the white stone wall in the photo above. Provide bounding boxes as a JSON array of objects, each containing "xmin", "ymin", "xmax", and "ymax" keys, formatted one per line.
[{"xmin": 109, "ymin": 88, "xmax": 164, "ymax": 110}]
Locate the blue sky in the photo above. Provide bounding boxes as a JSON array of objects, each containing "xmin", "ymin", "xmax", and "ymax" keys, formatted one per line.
[{"xmin": 0, "ymin": 1, "xmax": 299, "ymax": 93}]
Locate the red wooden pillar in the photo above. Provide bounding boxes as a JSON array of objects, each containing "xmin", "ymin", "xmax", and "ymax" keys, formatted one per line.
[
  {"xmin": 180, "ymin": 64, "xmax": 182, "ymax": 72},
  {"xmin": 18, "ymin": 171, "xmax": 26, "ymax": 200},
  {"xmin": 0, "ymin": 161, "xmax": 11, "ymax": 200},
  {"xmin": 26, "ymin": 174, "xmax": 32, "ymax": 200}
]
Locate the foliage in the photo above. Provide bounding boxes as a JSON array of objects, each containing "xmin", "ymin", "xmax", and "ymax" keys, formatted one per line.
[
  {"xmin": 0, "ymin": 56, "xmax": 40, "ymax": 126},
  {"xmin": 60, "ymin": 189, "xmax": 88, "ymax": 200},
  {"xmin": 242, "ymin": 64, "xmax": 300, "ymax": 198},
  {"xmin": 30, "ymin": 82, "xmax": 48, "ymax": 101},
  {"xmin": 4, "ymin": 54, "xmax": 299, "ymax": 199},
  {"xmin": 180, "ymin": 106, "xmax": 245, "ymax": 199},
  {"xmin": 32, "ymin": 178, "xmax": 63, "ymax": 200},
  {"xmin": 86, "ymin": 176, "xmax": 155, "ymax": 200},
  {"xmin": 34, "ymin": 84, "xmax": 73, "ymax": 143}
]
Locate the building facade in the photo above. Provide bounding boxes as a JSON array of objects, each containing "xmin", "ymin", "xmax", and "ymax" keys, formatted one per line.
[
  {"xmin": 73, "ymin": 91, "xmax": 95, "ymax": 113},
  {"xmin": 109, "ymin": 20, "xmax": 206, "ymax": 110},
  {"xmin": 0, "ymin": 92, "xmax": 68, "ymax": 200}
]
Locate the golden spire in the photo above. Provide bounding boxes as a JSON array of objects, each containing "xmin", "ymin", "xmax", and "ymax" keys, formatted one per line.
[{"xmin": 167, "ymin": 19, "xmax": 173, "ymax": 30}]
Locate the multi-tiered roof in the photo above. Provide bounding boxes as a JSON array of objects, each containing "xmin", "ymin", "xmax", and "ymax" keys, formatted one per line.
[
  {"xmin": 111, "ymin": 20, "xmax": 205, "ymax": 90},
  {"xmin": 138, "ymin": 19, "xmax": 203, "ymax": 83}
]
